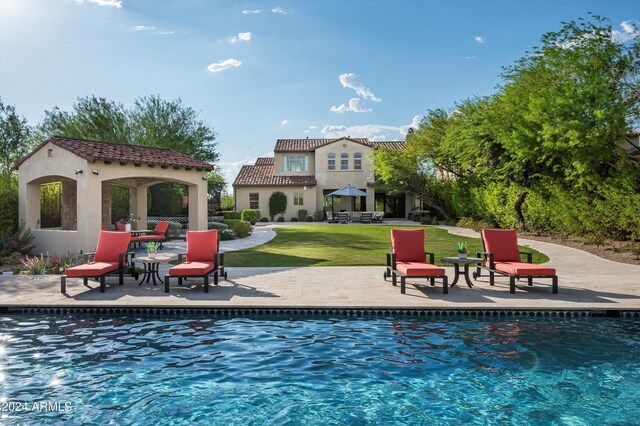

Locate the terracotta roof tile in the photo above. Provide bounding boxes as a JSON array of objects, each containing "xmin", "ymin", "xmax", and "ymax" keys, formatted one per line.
[
  {"xmin": 255, "ymin": 157, "xmax": 275, "ymax": 165},
  {"xmin": 370, "ymin": 141, "xmax": 405, "ymax": 150},
  {"xmin": 274, "ymin": 137, "xmax": 370, "ymax": 152},
  {"xmin": 16, "ymin": 136, "xmax": 213, "ymax": 171},
  {"xmin": 233, "ymin": 163, "xmax": 316, "ymax": 187}
]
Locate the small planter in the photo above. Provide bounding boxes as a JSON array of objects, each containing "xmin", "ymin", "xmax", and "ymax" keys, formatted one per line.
[
  {"xmin": 148, "ymin": 252, "xmax": 156, "ymax": 259},
  {"xmin": 458, "ymin": 252, "xmax": 467, "ymax": 259},
  {"xmin": 125, "ymin": 224, "xmax": 132, "ymax": 232}
]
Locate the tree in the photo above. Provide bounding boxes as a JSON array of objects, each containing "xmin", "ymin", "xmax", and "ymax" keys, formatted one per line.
[
  {"xmin": 269, "ymin": 191, "xmax": 287, "ymax": 220},
  {"xmin": 206, "ymin": 170, "xmax": 226, "ymax": 211},
  {"xmin": 0, "ymin": 99, "xmax": 32, "ymax": 177}
]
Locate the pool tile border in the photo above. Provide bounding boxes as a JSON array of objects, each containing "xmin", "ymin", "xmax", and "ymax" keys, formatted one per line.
[{"xmin": 15, "ymin": 307, "xmax": 640, "ymax": 317}]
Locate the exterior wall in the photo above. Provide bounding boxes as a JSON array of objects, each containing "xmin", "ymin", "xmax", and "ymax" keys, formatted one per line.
[
  {"xmin": 274, "ymin": 152, "xmax": 315, "ymax": 176},
  {"xmin": 19, "ymin": 141, "xmax": 208, "ymax": 254},
  {"xmin": 234, "ymin": 185, "xmax": 318, "ymax": 219}
]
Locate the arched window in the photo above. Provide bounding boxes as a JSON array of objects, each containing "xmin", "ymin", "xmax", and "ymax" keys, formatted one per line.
[
  {"xmin": 340, "ymin": 153, "xmax": 349, "ymax": 170},
  {"xmin": 327, "ymin": 153, "xmax": 335, "ymax": 171},
  {"xmin": 354, "ymin": 153, "xmax": 362, "ymax": 170}
]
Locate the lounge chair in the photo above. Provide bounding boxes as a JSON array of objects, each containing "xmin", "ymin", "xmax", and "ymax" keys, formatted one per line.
[
  {"xmin": 337, "ymin": 211, "xmax": 350, "ymax": 223},
  {"xmin": 360, "ymin": 212, "xmax": 373, "ymax": 223},
  {"xmin": 164, "ymin": 230, "xmax": 226, "ymax": 293},
  {"xmin": 61, "ymin": 231, "xmax": 132, "ymax": 293},
  {"xmin": 372, "ymin": 211, "xmax": 385, "ymax": 223},
  {"xmin": 115, "ymin": 221, "xmax": 126, "ymax": 232},
  {"xmin": 474, "ymin": 229, "xmax": 558, "ymax": 294},
  {"xmin": 384, "ymin": 229, "xmax": 448, "ymax": 294},
  {"xmin": 131, "ymin": 221, "xmax": 170, "ymax": 248},
  {"xmin": 325, "ymin": 211, "xmax": 335, "ymax": 223}
]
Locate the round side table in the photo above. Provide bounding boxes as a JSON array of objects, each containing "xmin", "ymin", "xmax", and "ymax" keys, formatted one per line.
[
  {"xmin": 135, "ymin": 255, "xmax": 174, "ymax": 286},
  {"xmin": 440, "ymin": 257, "xmax": 483, "ymax": 288}
]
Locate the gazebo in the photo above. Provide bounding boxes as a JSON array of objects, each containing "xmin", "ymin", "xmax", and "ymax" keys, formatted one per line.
[{"xmin": 17, "ymin": 136, "xmax": 212, "ymax": 255}]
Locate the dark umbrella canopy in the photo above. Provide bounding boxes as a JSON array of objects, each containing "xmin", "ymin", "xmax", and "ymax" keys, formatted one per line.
[{"xmin": 325, "ymin": 184, "xmax": 367, "ymax": 198}]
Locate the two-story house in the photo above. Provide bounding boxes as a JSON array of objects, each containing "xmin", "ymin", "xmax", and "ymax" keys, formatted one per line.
[{"xmin": 233, "ymin": 137, "xmax": 411, "ymax": 219}]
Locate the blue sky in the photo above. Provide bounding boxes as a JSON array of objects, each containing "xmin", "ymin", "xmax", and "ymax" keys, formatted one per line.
[{"xmin": 0, "ymin": 0, "xmax": 637, "ymax": 184}]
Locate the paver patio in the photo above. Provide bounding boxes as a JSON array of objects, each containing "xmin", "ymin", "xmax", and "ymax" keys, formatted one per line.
[{"xmin": 0, "ymin": 224, "xmax": 638, "ymax": 311}]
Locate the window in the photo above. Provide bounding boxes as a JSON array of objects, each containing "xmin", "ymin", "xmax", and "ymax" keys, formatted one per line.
[
  {"xmin": 327, "ymin": 153, "xmax": 335, "ymax": 171},
  {"xmin": 249, "ymin": 193, "xmax": 259, "ymax": 209},
  {"xmin": 340, "ymin": 153, "xmax": 349, "ymax": 170},
  {"xmin": 354, "ymin": 195, "xmax": 367, "ymax": 211},
  {"xmin": 284, "ymin": 155, "xmax": 309, "ymax": 172},
  {"xmin": 354, "ymin": 153, "xmax": 362, "ymax": 170},
  {"xmin": 294, "ymin": 192, "xmax": 304, "ymax": 206}
]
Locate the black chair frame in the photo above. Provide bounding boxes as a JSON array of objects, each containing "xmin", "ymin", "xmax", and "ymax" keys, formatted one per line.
[{"xmin": 384, "ymin": 252, "xmax": 448, "ymax": 294}]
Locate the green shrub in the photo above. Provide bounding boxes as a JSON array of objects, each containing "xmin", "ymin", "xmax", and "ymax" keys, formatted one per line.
[
  {"xmin": 223, "ymin": 211, "xmax": 241, "ymax": 220},
  {"xmin": 223, "ymin": 219, "xmax": 242, "ymax": 226},
  {"xmin": 420, "ymin": 215, "xmax": 432, "ymax": 225},
  {"xmin": 219, "ymin": 229, "xmax": 235, "ymax": 241},
  {"xmin": 1, "ymin": 252, "xmax": 22, "ymax": 267},
  {"xmin": 208, "ymin": 222, "xmax": 229, "ymax": 230},
  {"xmin": 228, "ymin": 221, "xmax": 251, "ymax": 238},
  {"xmin": 259, "ymin": 217, "xmax": 269, "ymax": 222},
  {"xmin": 456, "ymin": 217, "xmax": 493, "ymax": 232},
  {"xmin": 314, "ymin": 211, "xmax": 325, "ymax": 222},
  {"xmin": 305, "ymin": 215, "xmax": 313, "ymax": 222},
  {"xmin": 241, "ymin": 209, "xmax": 258, "ymax": 222},
  {"xmin": 0, "ymin": 178, "xmax": 18, "ymax": 234},
  {"xmin": 297, "ymin": 209, "xmax": 308, "ymax": 221},
  {"xmin": 291, "ymin": 217, "xmax": 298, "ymax": 222},
  {"xmin": 0, "ymin": 222, "xmax": 35, "ymax": 258},
  {"xmin": 277, "ymin": 216, "xmax": 285, "ymax": 222},
  {"xmin": 269, "ymin": 191, "xmax": 287, "ymax": 220}
]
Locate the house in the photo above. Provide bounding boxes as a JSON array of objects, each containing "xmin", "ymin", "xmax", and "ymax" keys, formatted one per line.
[{"xmin": 233, "ymin": 137, "xmax": 414, "ymax": 220}]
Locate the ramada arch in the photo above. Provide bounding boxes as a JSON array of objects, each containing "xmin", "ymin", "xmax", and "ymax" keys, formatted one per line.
[{"xmin": 17, "ymin": 136, "xmax": 212, "ymax": 255}]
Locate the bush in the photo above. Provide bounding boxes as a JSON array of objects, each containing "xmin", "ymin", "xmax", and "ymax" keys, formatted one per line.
[
  {"xmin": 0, "ymin": 222, "xmax": 35, "ymax": 258},
  {"xmin": 297, "ymin": 209, "xmax": 308, "ymax": 221},
  {"xmin": 207, "ymin": 222, "xmax": 229, "ymax": 230},
  {"xmin": 306, "ymin": 215, "xmax": 313, "ymax": 222},
  {"xmin": 456, "ymin": 217, "xmax": 493, "ymax": 232},
  {"xmin": 259, "ymin": 217, "xmax": 269, "ymax": 222},
  {"xmin": 314, "ymin": 211, "xmax": 325, "ymax": 222},
  {"xmin": 241, "ymin": 209, "xmax": 258, "ymax": 222},
  {"xmin": 291, "ymin": 217, "xmax": 298, "ymax": 222},
  {"xmin": 223, "ymin": 211, "xmax": 241, "ymax": 220},
  {"xmin": 1, "ymin": 252, "xmax": 22, "ymax": 267},
  {"xmin": 0, "ymin": 178, "xmax": 18, "ymax": 234},
  {"xmin": 269, "ymin": 191, "xmax": 287, "ymax": 220},
  {"xmin": 223, "ymin": 219, "xmax": 242, "ymax": 226},
  {"xmin": 228, "ymin": 221, "xmax": 251, "ymax": 238},
  {"xmin": 219, "ymin": 229, "xmax": 236, "ymax": 241},
  {"xmin": 277, "ymin": 217, "xmax": 285, "ymax": 222},
  {"xmin": 420, "ymin": 215, "xmax": 433, "ymax": 225}
]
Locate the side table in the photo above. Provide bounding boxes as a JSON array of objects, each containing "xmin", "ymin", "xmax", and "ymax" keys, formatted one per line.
[
  {"xmin": 134, "ymin": 254, "xmax": 174, "ymax": 286},
  {"xmin": 440, "ymin": 257, "xmax": 483, "ymax": 288}
]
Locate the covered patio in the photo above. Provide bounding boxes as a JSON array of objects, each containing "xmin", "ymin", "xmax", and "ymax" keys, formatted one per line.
[{"xmin": 17, "ymin": 136, "xmax": 213, "ymax": 255}]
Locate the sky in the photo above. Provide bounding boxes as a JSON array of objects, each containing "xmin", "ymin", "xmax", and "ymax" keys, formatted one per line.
[{"xmin": 0, "ymin": 0, "xmax": 638, "ymax": 186}]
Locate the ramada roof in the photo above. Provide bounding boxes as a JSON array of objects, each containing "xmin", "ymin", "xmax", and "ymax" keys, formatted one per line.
[
  {"xmin": 234, "ymin": 160, "xmax": 316, "ymax": 187},
  {"xmin": 274, "ymin": 137, "xmax": 404, "ymax": 152},
  {"xmin": 16, "ymin": 136, "xmax": 214, "ymax": 171}
]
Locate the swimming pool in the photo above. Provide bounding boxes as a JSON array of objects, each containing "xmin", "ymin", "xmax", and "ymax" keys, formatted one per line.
[{"xmin": 1, "ymin": 314, "xmax": 638, "ymax": 425}]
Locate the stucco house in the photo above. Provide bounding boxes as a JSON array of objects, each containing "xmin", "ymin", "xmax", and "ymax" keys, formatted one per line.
[
  {"xmin": 17, "ymin": 136, "xmax": 212, "ymax": 255},
  {"xmin": 233, "ymin": 137, "xmax": 414, "ymax": 220}
]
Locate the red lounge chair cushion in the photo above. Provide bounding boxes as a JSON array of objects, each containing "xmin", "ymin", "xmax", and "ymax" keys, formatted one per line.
[
  {"xmin": 396, "ymin": 262, "xmax": 446, "ymax": 277},
  {"xmin": 391, "ymin": 229, "xmax": 426, "ymax": 262},
  {"xmin": 65, "ymin": 262, "xmax": 119, "ymax": 277},
  {"xmin": 154, "ymin": 221, "xmax": 170, "ymax": 239},
  {"xmin": 186, "ymin": 230, "xmax": 218, "ymax": 262},
  {"xmin": 115, "ymin": 222, "xmax": 126, "ymax": 232},
  {"xmin": 94, "ymin": 231, "xmax": 131, "ymax": 263},
  {"xmin": 131, "ymin": 235, "xmax": 166, "ymax": 243},
  {"xmin": 494, "ymin": 262, "xmax": 556, "ymax": 277},
  {"xmin": 101, "ymin": 223, "xmax": 107, "ymax": 230},
  {"xmin": 169, "ymin": 261, "xmax": 215, "ymax": 277},
  {"xmin": 482, "ymin": 229, "xmax": 522, "ymax": 263}
]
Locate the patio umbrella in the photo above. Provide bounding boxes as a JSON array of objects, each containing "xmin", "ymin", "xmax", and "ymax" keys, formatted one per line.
[{"xmin": 324, "ymin": 184, "xmax": 367, "ymax": 221}]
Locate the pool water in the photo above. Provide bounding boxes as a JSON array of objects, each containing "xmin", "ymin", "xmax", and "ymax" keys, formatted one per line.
[{"xmin": 1, "ymin": 315, "xmax": 639, "ymax": 425}]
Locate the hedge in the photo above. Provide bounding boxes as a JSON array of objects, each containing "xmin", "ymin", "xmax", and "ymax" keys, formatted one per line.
[
  {"xmin": 207, "ymin": 222, "xmax": 230, "ymax": 230},
  {"xmin": 223, "ymin": 211, "xmax": 241, "ymax": 220}
]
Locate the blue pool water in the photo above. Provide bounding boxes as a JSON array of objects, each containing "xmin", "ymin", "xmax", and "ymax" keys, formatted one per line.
[{"xmin": 0, "ymin": 315, "xmax": 639, "ymax": 425}]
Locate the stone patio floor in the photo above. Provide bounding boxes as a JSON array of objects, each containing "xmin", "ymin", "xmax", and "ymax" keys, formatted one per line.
[{"xmin": 0, "ymin": 224, "xmax": 638, "ymax": 312}]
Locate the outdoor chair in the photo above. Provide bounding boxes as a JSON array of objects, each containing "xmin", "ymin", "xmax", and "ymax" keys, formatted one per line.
[
  {"xmin": 337, "ymin": 211, "xmax": 350, "ymax": 223},
  {"xmin": 325, "ymin": 211, "xmax": 335, "ymax": 223},
  {"xmin": 372, "ymin": 211, "xmax": 385, "ymax": 223},
  {"xmin": 360, "ymin": 212, "xmax": 373, "ymax": 223},
  {"xmin": 131, "ymin": 221, "xmax": 170, "ymax": 248},
  {"xmin": 61, "ymin": 231, "xmax": 132, "ymax": 293},
  {"xmin": 474, "ymin": 229, "xmax": 558, "ymax": 294},
  {"xmin": 115, "ymin": 221, "xmax": 126, "ymax": 232},
  {"xmin": 164, "ymin": 230, "xmax": 226, "ymax": 293},
  {"xmin": 384, "ymin": 229, "xmax": 448, "ymax": 294}
]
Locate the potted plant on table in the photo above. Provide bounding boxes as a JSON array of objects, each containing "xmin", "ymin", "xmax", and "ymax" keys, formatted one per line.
[
  {"xmin": 457, "ymin": 242, "xmax": 468, "ymax": 259},
  {"xmin": 145, "ymin": 242, "xmax": 161, "ymax": 259}
]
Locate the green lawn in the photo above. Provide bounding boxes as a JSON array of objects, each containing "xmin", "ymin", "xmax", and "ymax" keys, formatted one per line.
[{"xmin": 225, "ymin": 225, "xmax": 549, "ymax": 267}]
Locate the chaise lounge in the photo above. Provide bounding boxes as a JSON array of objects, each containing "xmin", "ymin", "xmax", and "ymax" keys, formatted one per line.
[
  {"xmin": 474, "ymin": 229, "xmax": 558, "ymax": 294},
  {"xmin": 384, "ymin": 229, "xmax": 448, "ymax": 294},
  {"xmin": 61, "ymin": 231, "xmax": 132, "ymax": 293},
  {"xmin": 164, "ymin": 229, "xmax": 226, "ymax": 293},
  {"xmin": 131, "ymin": 221, "xmax": 170, "ymax": 249}
]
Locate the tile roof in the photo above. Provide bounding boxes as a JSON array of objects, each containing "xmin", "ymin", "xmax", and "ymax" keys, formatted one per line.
[
  {"xmin": 233, "ymin": 161, "xmax": 316, "ymax": 187},
  {"xmin": 16, "ymin": 136, "xmax": 213, "ymax": 171},
  {"xmin": 370, "ymin": 141, "xmax": 405, "ymax": 150},
  {"xmin": 255, "ymin": 157, "xmax": 275, "ymax": 165},
  {"xmin": 274, "ymin": 137, "xmax": 371, "ymax": 152}
]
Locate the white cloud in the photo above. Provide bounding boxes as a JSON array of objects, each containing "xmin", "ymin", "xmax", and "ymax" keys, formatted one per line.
[
  {"xmin": 281, "ymin": 120, "xmax": 290, "ymax": 125},
  {"xmin": 465, "ymin": 55, "xmax": 477, "ymax": 60},
  {"xmin": 241, "ymin": 9, "xmax": 261, "ymax": 14},
  {"xmin": 132, "ymin": 25, "xmax": 156, "ymax": 31},
  {"xmin": 474, "ymin": 36, "xmax": 486, "ymax": 43},
  {"xmin": 76, "ymin": 0, "xmax": 122, "ymax": 7},
  {"xmin": 157, "ymin": 31, "xmax": 174, "ymax": 35},
  {"xmin": 231, "ymin": 32, "xmax": 252, "ymax": 43},
  {"xmin": 218, "ymin": 152, "xmax": 273, "ymax": 186},
  {"xmin": 309, "ymin": 125, "xmax": 318, "ymax": 129},
  {"xmin": 304, "ymin": 129, "xmax": 311, "ymax": 134},
  {"xmin": 207, "ymin": 58, "xmax": 242, "ymax": 73},
  {"xmin": 338, "ymin": 73, "xmax": 381, "ymax": 102},
  {"xmin": 330, "ymin": 98, "xmax": 372, "ymax": 113},
  {"xmin": 612, "ymin": 20, "xmax": 638, "ymax": 43},
  {"xmin": 320, "ymin": 115, "xmax": 422, "ymax": 141},
  {"xmin": 271, "ymin": 7, "xmax": 289, "ymax": 14}
]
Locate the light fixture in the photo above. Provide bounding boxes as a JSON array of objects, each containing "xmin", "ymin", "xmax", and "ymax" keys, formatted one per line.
[
  {"xmin": 202, "ymin": 176, "xmax": 208, "ymax": 181},
  {"xmin": 92, "ymin": 169, "xmax": 100, "ymax": 175},
  {"xmin": 303, "ymin": 186, "xmax": 307, "ymax": 191},
  {"xmin": 74, "ymin": 169, "xmax": 83, "ymax": 175}
]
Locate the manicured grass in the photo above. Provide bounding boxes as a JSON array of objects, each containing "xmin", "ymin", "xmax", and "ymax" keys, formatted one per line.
[{"xmin": 225, "ymin": 225, "xmax": 549, "ymax": 267}]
